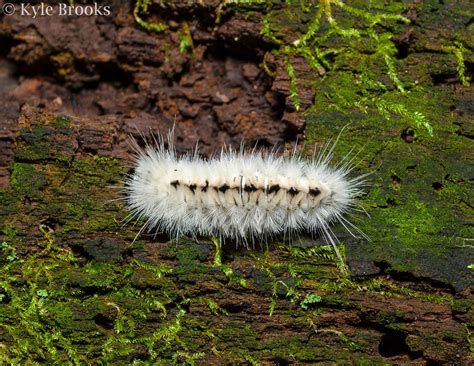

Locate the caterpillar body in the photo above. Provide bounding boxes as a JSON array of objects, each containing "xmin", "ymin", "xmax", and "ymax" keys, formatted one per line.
[{"xmin": 124, "ymin": 132, "xmax": 367, "ymax": 262}]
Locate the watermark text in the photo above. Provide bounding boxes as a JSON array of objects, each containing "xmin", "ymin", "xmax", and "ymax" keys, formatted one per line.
[{"xmin": 2, "ymin": 2, "xmax": 111, "ymax": 18}]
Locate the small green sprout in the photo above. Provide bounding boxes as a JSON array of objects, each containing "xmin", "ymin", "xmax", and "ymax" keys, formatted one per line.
[
  {"xmin": 36, "ymin": 289, "xmax": 49, "ymax": 298},
  {"xmin": 301, "ymin": 293, "xmax": 322, "ymax": 310},
  {"xmin": 0, "ymin": 241, "xmax": 17, "ymax": 263},
  {"xmin": 211, "ymin": 237, "xmax": 247, "ymax": 287}
]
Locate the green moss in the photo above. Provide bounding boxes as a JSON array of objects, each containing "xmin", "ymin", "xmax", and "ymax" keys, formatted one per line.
[
  {"xmin": 0, "ymin": 231, "xmax": 195, "ymax": 363},
  {"xmin": 133, "ymin": 0, "xmax": 167, "ymax": 33},
  {"xmin": 361, "ymin": 277, "xmax": 455, "ymax": 305},
  {"xmin": 14, "ymin": 126, "xmax": 53, "ymax": 162},
  {"xmin": 285, "ymin": 56, "xmax": 301, "ymax": 111},
  {"xmin": 451, "ymin": 298, "xmax": 472, "ymax": 314},
  {"xmin": 178, "ymin": 22, "xmax": 194, "ymax": 54},
  {"xmin": 30, "ymin": 157, "xmax": 126, "ymax": 235},
  {"xmin": 300, "ymin": 293, "xmax": 322, "ymax": 310},
  {"xmin": 15, "ymin": 120, "xmax": 75, "ymax": 163},
  {"xmin": 10, "ymin": 163, "xmax": 48, "ymax": 199},
  {"xmin": 69, "ymin": 158, "xmax": 124, "ymax": 187},
  {"xmin": 53, "ymin": 115, "xmax": 72, "ymax": 130},
  {"xmin": 210, "ymin": 237, "xmax": 248, "ymax": 287},
  {"xmin": 1, "ymin": 3, "xmax": 472, "ymax": 363},
  {"xmin": 175, "ymin": 239, "xmax": 210, "ymax": 275},
  {"xmin": 303, "ymin": 80, "xmax": 472, "ymax": 289},
  {"xmin": 0, "ymin": 241, "xmax": 17, "ymax": 264}
]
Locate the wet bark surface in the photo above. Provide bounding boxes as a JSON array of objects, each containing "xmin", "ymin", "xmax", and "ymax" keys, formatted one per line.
[{"xmin": 0, "ymin": 1, "xmax": 472, "ymax": 364}]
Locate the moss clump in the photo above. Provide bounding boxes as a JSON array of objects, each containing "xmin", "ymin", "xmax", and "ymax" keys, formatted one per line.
[
  {"xmin": 15, "ymin": 121, "xmax": 75, "ymax": 163},
  {"xmin": 10, "ymin": 163, "xmax": 48, "ymax": 200}
]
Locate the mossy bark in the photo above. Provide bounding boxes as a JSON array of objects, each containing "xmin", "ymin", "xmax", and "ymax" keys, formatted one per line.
[{"xmin": 0, "ymin": 1, "xmax": 472, "ymax": 364}]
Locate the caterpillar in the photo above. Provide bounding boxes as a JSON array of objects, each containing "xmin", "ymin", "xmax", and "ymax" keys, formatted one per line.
[{"xmin": 124, "ymin": 130, "xmax": 368, "ymax": 264}]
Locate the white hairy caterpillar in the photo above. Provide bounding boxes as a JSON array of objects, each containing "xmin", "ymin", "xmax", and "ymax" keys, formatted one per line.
[{"xmin": 124, "ymin": 130, "xmax": 368, "ymax": 264}]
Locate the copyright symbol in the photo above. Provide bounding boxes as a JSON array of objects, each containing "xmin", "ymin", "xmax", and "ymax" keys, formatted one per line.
[{"xmin": 2, "ymin": 3, "xmax": 15, "ymax": 16}]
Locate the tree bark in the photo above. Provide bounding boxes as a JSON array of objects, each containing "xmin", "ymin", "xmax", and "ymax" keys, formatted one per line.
[{"xmin": 0, "ymin": 1, "xmax": 472, "ymax": 364}]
